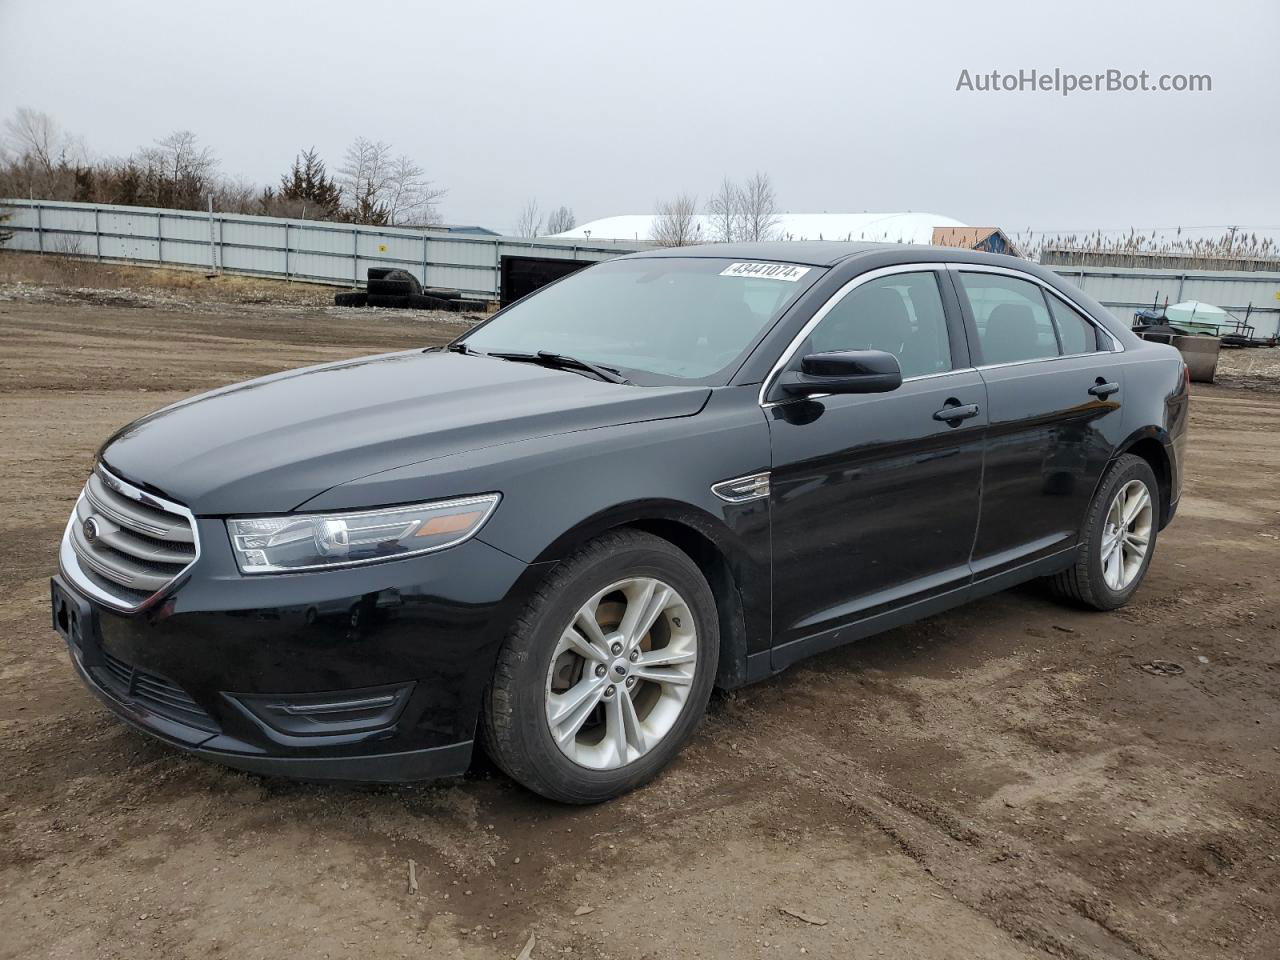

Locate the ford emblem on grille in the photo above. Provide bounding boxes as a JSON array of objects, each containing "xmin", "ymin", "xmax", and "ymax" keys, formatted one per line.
[{"xmin": 83, "ymin": 516, "xmax": 100, "ymax": 542}]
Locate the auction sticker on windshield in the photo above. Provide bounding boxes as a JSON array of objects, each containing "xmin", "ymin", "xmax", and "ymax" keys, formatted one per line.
[{"xmin": 720, "ymin": 262, "xmax": 812, "ymax": 282}]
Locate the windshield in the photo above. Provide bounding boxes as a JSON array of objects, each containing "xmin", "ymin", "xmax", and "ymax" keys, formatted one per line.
[{"xmin": 460, "ymin": 257, "xmax": 823, "ymax": 384}]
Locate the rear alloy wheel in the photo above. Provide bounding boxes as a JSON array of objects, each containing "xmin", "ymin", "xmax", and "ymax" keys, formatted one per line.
[
  {"xmin": 1049, "ymin": 453, "xmax": 1160, "ymax": 610},
  {"xmin": 482, "ymin": 531, "xmax": 718, "ymax": 803},
  {"xmin": 1099, "ymin": 479, "xmax": 1153, "ymax": 591}
]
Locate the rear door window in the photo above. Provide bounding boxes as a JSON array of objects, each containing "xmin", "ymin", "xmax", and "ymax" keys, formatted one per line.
[
  {"xmin": 958, "ymin": 272, "xmax": 1059, "ymax": 365},
  {"xmin": 1046, "ymin": 293, "xmax": 1101, "ymax": 355}
]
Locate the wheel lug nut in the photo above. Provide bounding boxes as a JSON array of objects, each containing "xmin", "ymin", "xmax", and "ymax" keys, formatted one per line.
[
  {"xmin": 625, "ymin": 676, "xmax": 636, "ymax": 688},
  {"xmin": 629, "ymin": 649, "xmax": 639, "ymax": 662},
  {"xmin": 604, "ymin": 685, "xmax": 616, "ymax": 698},
  {"xmin": 610, "ymin": 641, "xmax": 623, "ymax": 655},
  {"xmin": 595, "ymin": 664, "xmax": 607, "ymax": 677}
]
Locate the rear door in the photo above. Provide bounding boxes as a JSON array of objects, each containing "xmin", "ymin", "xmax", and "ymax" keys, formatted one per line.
[
  {"xmin": 950, "ymin": 265, "xmax": 1127, "ymax": 582},
  {"xmin": 766, "ymin": 265, "xmax": 986, "ymax": 669}
]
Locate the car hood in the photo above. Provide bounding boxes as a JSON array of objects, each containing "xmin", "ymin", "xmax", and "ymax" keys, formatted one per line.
[{"xmin": 100, "ymin": 350, "xmax": 710, "ymax": 514}]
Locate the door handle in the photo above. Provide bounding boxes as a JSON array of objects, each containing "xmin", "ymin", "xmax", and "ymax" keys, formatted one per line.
[
  {"xmin": 932, "ymin": 402, "xmax": 980, "ymax": 424},
  {"xmin": 1089, "ymin": 380, "xmax": 1120, "ymax": 398}
]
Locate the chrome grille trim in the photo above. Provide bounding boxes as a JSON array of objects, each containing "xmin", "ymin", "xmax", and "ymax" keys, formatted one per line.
[
  {"xmin": 84, "ymin": 470, "xmax": 194, "ymax": 542},
  {"xmin": 59, "ymin": 464, "xmax": 201, "ymax": 613}
]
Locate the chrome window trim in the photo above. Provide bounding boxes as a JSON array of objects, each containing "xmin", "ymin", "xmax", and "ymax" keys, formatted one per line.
[
  {"xmin": 901, "ymin": 366, "xmax": 979, "ymax": 383},
  {"xmin": 758, "ymin": 262, "xmax": 953, "ymax": 407},
  {"xmin": 972, "ymin": 352, "xmax": 1120, "ymax": 373},
  {"xmin": 944, "ymin": 262, "xmax": 1125, "ymax": 358},
  {"xmin": 59, "ymin": 463, "xmax": 202, "ymax": 614}
]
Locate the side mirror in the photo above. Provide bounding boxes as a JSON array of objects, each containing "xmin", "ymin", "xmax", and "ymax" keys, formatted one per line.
[{"xmin": 778, "ymin": 349, "xmax": 903, "ymax": 397}]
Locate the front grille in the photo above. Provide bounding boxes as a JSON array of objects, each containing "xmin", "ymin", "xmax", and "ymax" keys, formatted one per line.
[
  {"xmin": 61, "ymin": 465, "xmax": 199, "ymax": 612},
  {"xmin": 95, "ymin": 649, "xmax": 218, "ymax": 732}
]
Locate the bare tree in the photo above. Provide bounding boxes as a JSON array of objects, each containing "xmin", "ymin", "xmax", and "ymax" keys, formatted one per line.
[
  {"xmin": 135, "ymin": 130, "xmax": 218, "ymax": 209},
  {"xmin": 4, "ymin": 108, "xmax": 58, "ymax": 177},
  {"xmin": 4, "ymin": 108, "xmax": 84, "ymax": 175},
  {"xmin": 649, "ymin": 193, "xmax": 701, "ymax": 247},
  {"xmin": 706, "ymin": 177, "xmax": 744, "ymax": 243},
  {"xmin": 1, "ymin": 107, "xmax": 87, "ymax": 199},
  {"xmin": 0, "ymin": 111, "xmax": 453, "ymax": 227},
  {"xmin": 545, "ymin": 204, "xmax": 576, "ymax": 234},
  {"xmin": 514, "ymin": 198, "xmax": 543, "ymax": 237},
  {"xmin": 211, "ymin": 175, "xmax": 259, "ymax": 214},
  {"xmin": 738, "ymin": 171, "xmax": 780, "ymax": 242},
  {"xmin": 383, "ymin": 154, "xmax": 445, "ymax": 225},
  {"xmin": 152, "ymin": 131, "xmax": 214, "ymax": 184},
  {"xmin": 337, "ymin": 139, "xmax": 444, "ymax": 225},
  {"xmin": 338, "ymin": 137, "xmax": 393, "ymax": 224}
]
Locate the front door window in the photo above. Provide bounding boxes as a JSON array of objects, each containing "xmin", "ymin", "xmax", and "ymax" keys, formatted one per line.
[{"xmin": 802, "ymin": 272, "xmax": 953, "ymax": 379}]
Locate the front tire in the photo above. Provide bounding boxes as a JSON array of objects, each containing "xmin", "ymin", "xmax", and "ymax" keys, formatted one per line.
[
  {"xmin": 1050, "ymin": 453, "xmax": 1160, "ymax": 610},
  {"xmin": 481, "ymin": 530, "xmax": 719, "ymax": 804}
]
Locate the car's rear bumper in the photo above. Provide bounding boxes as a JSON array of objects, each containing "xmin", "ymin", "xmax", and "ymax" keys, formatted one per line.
[{"xmin": 52, "ymin": 536, "xmax": 551, "ymax": 783}]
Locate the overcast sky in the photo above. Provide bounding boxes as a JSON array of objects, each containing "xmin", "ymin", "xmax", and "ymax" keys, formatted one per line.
[{"xmin": 1, "ymin": 0, "xmax": 1276, "ymax": 238}]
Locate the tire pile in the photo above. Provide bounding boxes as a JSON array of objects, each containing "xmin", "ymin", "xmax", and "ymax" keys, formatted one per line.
[{"xmin": 335, "ymin": 268, "xmax": 488, "ymax": 312}]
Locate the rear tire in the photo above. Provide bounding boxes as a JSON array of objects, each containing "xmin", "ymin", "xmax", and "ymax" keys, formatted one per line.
[
  {"xmin": 1049, "ymin": 454, "xmax": 1160, "ymax": 610},
  {"xmin": 481, "ymin": 530, "xmax": 718, "ymax": 804}
]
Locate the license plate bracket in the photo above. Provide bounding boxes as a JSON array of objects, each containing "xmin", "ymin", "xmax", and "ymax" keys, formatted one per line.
[{"xmin": 51, "ymin": 576, "xmax": 99, "ymax": 654}]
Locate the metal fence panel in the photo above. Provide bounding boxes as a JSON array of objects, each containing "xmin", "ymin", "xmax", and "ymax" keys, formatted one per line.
[
  {"xmin": 1054, "ymin": 265, "xmax": 1280, "ymax": 337},
  {"xmin": 5, "ymin": 199, "xmax": 1278, "ymax": 335},
  {"xmin": 161, "ymin": 214, "xmax": 208, "ymax": 243},
  {"xmin": 2, "ymin": 198, "xmax": 650, "ymax": 296},
  {"xmin": 1, "ymin": 199, "xmax": 642, "ymax": 298}
]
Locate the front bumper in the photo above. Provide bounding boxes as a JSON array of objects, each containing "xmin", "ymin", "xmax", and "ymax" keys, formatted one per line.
[{"xmin": 53, "ymin": 533, "xmax": 547, "ymax": 783}]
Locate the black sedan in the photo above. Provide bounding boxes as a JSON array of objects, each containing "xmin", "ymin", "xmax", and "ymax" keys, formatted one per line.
[{"xmin": 50, "ymin": 242, "xmax": 1188, "ymax": 803}]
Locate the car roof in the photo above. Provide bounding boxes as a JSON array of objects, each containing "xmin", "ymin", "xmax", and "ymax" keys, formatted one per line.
[
  {"xmin": 623, "ymin": 241, "xmax": 881, "ymax": 266},
  {"xmin": 622, "ymin": 241, "xmax": 1026, "ymax": 269}
]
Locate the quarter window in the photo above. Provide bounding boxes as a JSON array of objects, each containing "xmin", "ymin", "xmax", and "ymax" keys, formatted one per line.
[
  {"xmin": 959, "ymin": 273, "xmax": 1059, "ymax": 365},
  {"xmin": 803, "ymin": 272, "xmax": 952, "ymax": 379},
  {"xmin": 1047, "ymin": 293, "xmax": 1101, "ymax": 355}
]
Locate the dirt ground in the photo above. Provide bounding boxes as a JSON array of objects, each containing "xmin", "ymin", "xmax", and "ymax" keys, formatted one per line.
[{"xmin": 1, "ymin": 260, "xmax": 1278, "ymax": 960}]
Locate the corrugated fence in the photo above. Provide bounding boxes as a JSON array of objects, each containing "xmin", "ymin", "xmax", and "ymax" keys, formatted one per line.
[
  {"xmin": 0, "ymin": 198, "xmax": 642, "ymax": 299},
  {"xmin": 1050, "ymin": 264, "xmax": 1280, "ymax": 338},
  {"xmin": 4, "ymin": 198, "xmax": 1279, "ymax": 336}
]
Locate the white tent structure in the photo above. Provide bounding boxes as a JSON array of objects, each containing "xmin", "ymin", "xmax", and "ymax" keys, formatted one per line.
[
  {"xmin": 552, "ymin": 212, "xmax": 967, "ymax": 244},
  {"xmin": 1165, "ymin": 300, "xmax": 1233, "ymax": 334}
]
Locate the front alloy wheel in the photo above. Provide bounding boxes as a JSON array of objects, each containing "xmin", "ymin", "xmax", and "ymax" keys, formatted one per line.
[
  {"xmin": 545, "ymin": 577, "xmax": 698, "ymax": 770},
  {"xmin": 482, "ymin": 530, "xmax": 718, "ymax": 803}
]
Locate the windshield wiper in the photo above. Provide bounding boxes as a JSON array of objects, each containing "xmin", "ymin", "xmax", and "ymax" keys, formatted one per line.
[
  {"xmin": 488, "ymin": 351, "xmax": 631, "ymax": 385},
  {"xmin": 446, "ymin": 342, "xmax": 475, "ymax": 354}
]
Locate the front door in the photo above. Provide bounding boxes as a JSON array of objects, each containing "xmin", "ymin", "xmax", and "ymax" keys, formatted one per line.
[{"xmin": 765, "ymin": 267, "xmax": 985, "ymax": 669}]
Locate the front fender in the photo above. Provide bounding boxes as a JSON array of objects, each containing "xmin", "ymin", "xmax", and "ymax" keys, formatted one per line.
[{"xmin": 305, "ymin": 387, "xmax": 774, "ymax": 675}]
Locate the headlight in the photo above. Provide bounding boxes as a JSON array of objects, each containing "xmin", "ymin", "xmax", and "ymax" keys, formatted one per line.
[{"xmin": 226, "ymin": 493, "xmax": 500, "ymax": 574}]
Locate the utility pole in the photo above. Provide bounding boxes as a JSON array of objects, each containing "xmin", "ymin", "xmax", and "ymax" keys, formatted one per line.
[{"xmin": 206, "ymin": 195, "xmax": 218, "ymax": 277}]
